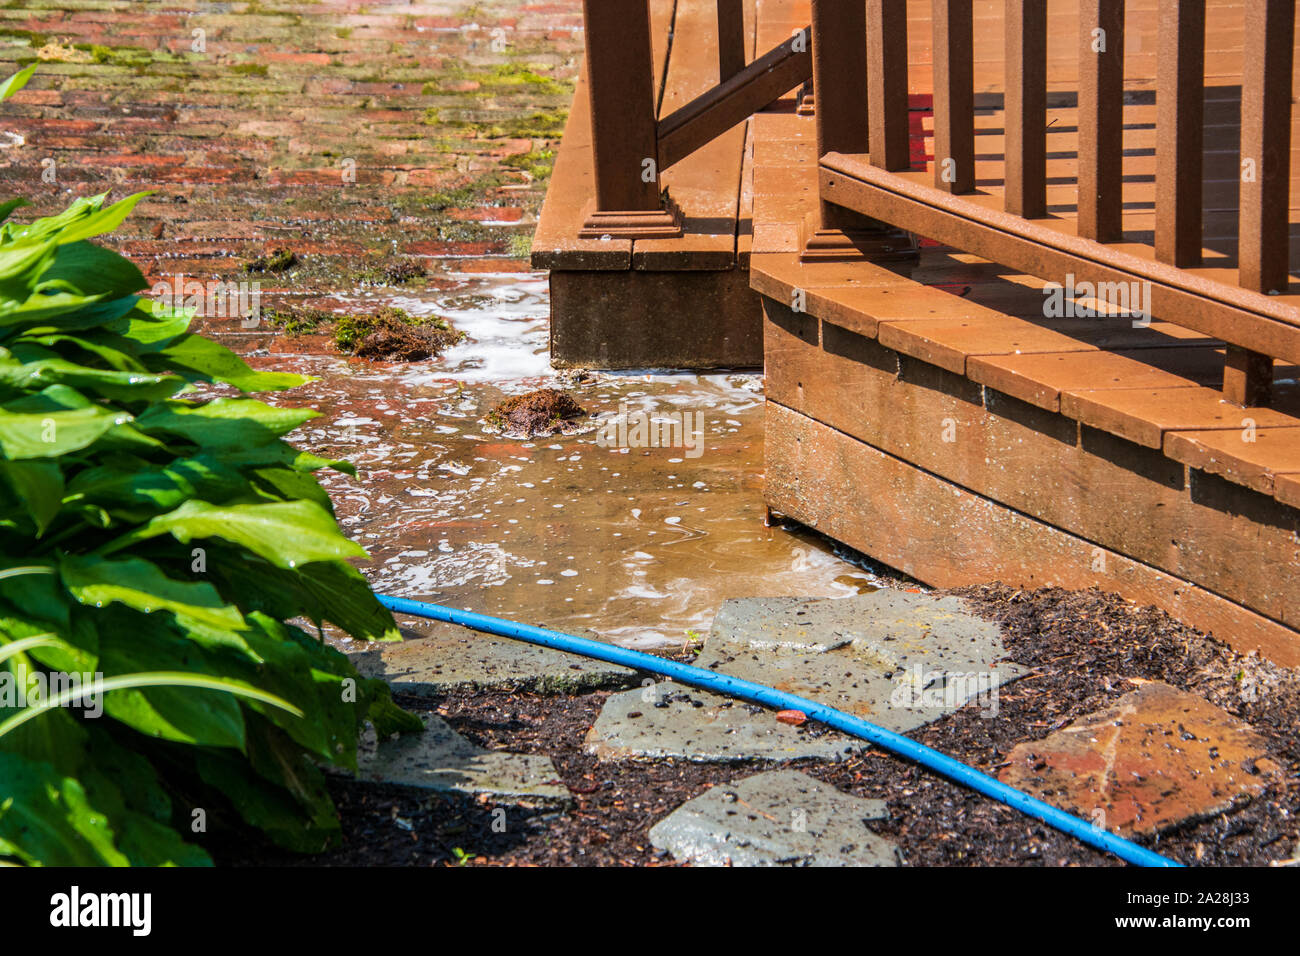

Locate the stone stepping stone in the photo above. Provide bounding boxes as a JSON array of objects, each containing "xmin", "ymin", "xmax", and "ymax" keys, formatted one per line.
[
  {"xmin": 999, "ymin": 681, "xmax": 1283, "ymax": 836},
  {"xmin": 586, "ymin": 684, "xmax": 860, "ymax": 762},
  {"xmin": 586, "ymin": 590, "xmax": 1023, "ymax": 762},
  {"xmin": 350, "ymin": 623, "xmax": 636, "ymax": 696},
  {"xmin": 356, "ymin": 715, "xmax": 572, "ymax": 809},
  {"xmin": 700, "ymin": 592, "xmax": 1025, "ymax": 733},
  {"xmin": 649, "ymin": 770, "xmax": 900, "ymax": 866}
]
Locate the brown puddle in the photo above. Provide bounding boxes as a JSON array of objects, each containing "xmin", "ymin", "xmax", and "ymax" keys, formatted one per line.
[{"xmin": 231, "ymin": 270, "xmax": 905, "ymax": 651}]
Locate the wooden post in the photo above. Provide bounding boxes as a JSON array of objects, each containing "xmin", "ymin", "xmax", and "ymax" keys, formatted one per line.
[
  {"xmin": 718, "ymin": 0, "xmax": 746, "ymax": 82},
  {"xmin": 866, "ymin": 0, "xmax": 911, "ymax": 171},
  {"xmin": 1227, "ymin": 0, "xmax": 1293, "ymax": 406},
  {"xmin": 803, "ymin": 1, "xmax": 913, "ymax": 261},
  {"xmin": 1005, "ymin": 0, "xmax": 1047, "ymax": 218},
  {"xmin": 1154, "ymin": 0, "xmax": 1204, "ymax": 268},
  {"xmin": 1078, "ymin": 0, "xmax": 1125, "ymax": 243},
  {"xmin": 579, "ymin": 0, "xmax": 682, "ymax": 238},
  {"xmin": 932, "ymin": 0, "xmax": 974, "ymax": 193}
]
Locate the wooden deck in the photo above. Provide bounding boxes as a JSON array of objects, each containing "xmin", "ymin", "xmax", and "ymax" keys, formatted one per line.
[{"xmin": 534, "ymin": 1, "xmax": 1300, "ymax": 664}]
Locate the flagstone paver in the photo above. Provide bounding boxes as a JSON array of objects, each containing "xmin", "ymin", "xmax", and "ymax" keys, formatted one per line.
[
  {"xmin": 699, "ymin": 592, "xmax": 1026, "ymax": 729},
  {"xmin": 648, "ymin": 770, "xmax": 900, "ymax": 867},
  {"xmin": 999, "ymin": 681, "xmax": 1283, "ymax": 836},
  {"xmin": 350, "ymin": 624, "xmax": 637, "ymax": 695},
  {"xmin": 586, "ymin": 590, "xmax": 1024, "ymax": 762},
  {"xmin": 586, "ymin": 683, "xmax": 861, "ymax": 762},
  {"xmin": 357, "ymin": 713, "xmax": 571, "ymax": 809}
]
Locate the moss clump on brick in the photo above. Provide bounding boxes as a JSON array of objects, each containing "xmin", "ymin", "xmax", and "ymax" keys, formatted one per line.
[
  {"xmin": 245, "ymin": 247, "xmax": 298, "ymax": 273},
  {"xmin": 486, "ymin": 389, "xmax": 587, "ymax": 437},
  {"xmin": 501, "ymin": 147, "xmax": 555, "ymax": 180},
  {"xmin": 423, "ymin": 63, "xmax": 568, "ymax": 97},
  {"xmin": 262, "ymin": 305, "xmax": 335, "ymax": 337},
  {"xmin": 0, "ymin": 29, "xmax": 48, "ymax": 49},
  {"xmin": 421, "ymin": 173, "xmax": 505, "ymax": 212},
  {"xmin": 265, "ymin": 305, "xmax": 461, "ymax": 362},
  {"xmin": 334, "ymin": 307, "xmax": 462, "ymax": 361}
]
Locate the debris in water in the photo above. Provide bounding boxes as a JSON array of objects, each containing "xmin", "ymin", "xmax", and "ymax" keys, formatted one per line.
[
  {"xmin": 486, "ymin": 388, "xmax": 587, "ymax": 438},
  {"xmin": 336, "ymin": 307, "xmax": 463, "ymax": 361},
  {"xmin": 555, "ymin": 367, "xmax": 597, "ymax": 388}
]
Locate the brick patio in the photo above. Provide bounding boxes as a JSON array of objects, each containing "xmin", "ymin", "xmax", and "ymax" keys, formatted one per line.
[{"xmin": 0, "ymin": 0, "xmax": 583, "ymax": 310}]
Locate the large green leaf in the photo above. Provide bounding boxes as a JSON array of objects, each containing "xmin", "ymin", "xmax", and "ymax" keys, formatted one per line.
[
  {"xmin": 0, "ymin": 405, "xmax": 126, "ymax": 458},
  {"xmin": 0, "ymin": 460, "xmax": 62, "ymax": 533},
  {"xmin": 119, "ymin": 499, "xmax": 368, "ymax": 568},
  {"xmin": 0, "ymin": 753, "xmax": 128, "ymax": 867},
  {"xmin": 0, "ymin": 240, "xmax": 57, "ymax": 306},
  {"xmin": 0, "ymin": 354, "xmax": 178, "ymax": 400},
  {"xmin": 66, "ymin": 454, "xmax": 254, "ymax": 516},
  {"xmin": 193, "ymin": 740, "xmax": 340, "ymax": 853},
  {"xmin": 134, "ymin": 397, "xmax": 317, "ymax": 450},
  {"xmin": 209, "ymin": 551, "xmax": 399, "ymax": 643},
  {"xmin": 39, "ymin": 241, "xmax": 147, "ymax": 299},
  {"xmin": 60, "ymin": 553, "xmax": 247, "ymax": 632},
  {"xmin": 141, "ymin": 333, "xmax": 312, "ymax": 392},
  {"xmin": 0, "ymin": 65, "xmax": 37, "ymax": 103},
  {"xmin": 95, "ymin": 638, "xmax": 248, "ymax": 749}
]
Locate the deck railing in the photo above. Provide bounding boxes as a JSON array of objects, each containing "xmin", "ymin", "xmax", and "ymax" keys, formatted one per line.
[
  {"xmin": 812, "ymin": 0, "xmax": 1298, "ymax": 408},
  {"xmin": 578, "ymin": 0, "xmax": 811, "ymax": 238}
]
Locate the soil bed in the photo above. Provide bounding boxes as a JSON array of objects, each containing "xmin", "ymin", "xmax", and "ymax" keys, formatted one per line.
[{"xmin": 222, "ymin": 585, "xmax": 1300, "ymax": 867}]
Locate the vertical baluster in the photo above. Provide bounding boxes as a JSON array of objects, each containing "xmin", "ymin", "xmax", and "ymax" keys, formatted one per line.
[
  {"xmin": 867, "ymin": 0, "xmax": 911, "ymax": 171},
  {"xmin": 1005, "ymin": 0, "xmax": 1047, "ymax": 218},
  {"xmin": 579, "ymin": 0, "xmax": 680, "ymax": 237},
  {"xmin": 1078, "ymin": 0, "xmax": 1125, "ymax": 242},
  {"xmin": 1239, "ymin": 0, "xmax": 1293, "ymax": 295},
  {"xmin": 1229, "ymin": 0, "xmax": 1293, "ymax": 406},
  {"xmin": 1154, "ymin": 0, "xmax": 1204, "ymax": 268},
  {"xmin": 932, "ymin": 0, "xmax": 974, "ymax": 193},
  {"xmin": 718, "ymin": 0, "xmax": 746, "ymax": 82}
]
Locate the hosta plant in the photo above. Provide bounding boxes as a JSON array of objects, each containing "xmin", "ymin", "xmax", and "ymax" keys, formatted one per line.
[{"xmin": 0, "ymin": 70, "xmax": 419, "ymax": 866}]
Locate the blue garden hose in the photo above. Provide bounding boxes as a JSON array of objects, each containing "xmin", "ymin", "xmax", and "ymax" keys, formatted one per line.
[{"xmin": 376, "ymin": 593, "xmax": 1180, "ymax": 867}]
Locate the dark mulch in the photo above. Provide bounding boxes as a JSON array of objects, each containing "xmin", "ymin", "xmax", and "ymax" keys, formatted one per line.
[{"xmin": 225, "ymin": 585, "xmax": 1300, "ymax": 867}]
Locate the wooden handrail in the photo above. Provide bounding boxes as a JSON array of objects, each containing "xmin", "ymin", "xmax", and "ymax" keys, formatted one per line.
[{"xmin": 657, "ymin": 27, "xmax": 811, "ymax": 171}]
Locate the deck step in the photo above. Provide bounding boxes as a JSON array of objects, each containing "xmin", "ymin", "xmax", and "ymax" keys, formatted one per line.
[{"xmin": 753, "ymin": 250, "xmax": 1300, "ymax": 506}]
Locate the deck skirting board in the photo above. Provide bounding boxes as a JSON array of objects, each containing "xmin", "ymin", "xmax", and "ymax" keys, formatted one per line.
[
  {"xmin": 761, "ymin": 297, "xmax": 1300, "ymax": 629},
  {"xmin": 765, "ymin": 399, "xmax": 1300, "ymax": 666}
]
